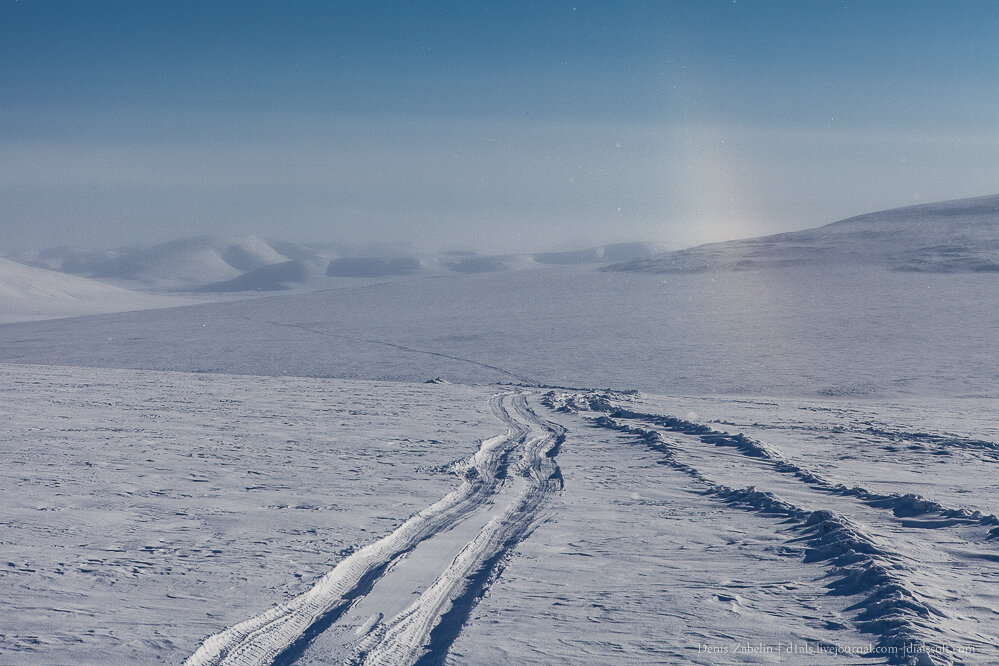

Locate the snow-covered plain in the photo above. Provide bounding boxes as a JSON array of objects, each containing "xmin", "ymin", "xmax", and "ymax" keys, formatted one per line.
[
  {"xmin": 0, "ymin": 365, "xmax": 496, "ymax": 664},
  {"xmin": 2, "ymin": 195, "xmax": 998, "ymax": 665},
  {"xmin": 4, "ymin": 367, "xmax": 996, "ymax": 665},
  {"xmin": 0, "ymin": 263, "xmax": 996, "ymax": 398}
]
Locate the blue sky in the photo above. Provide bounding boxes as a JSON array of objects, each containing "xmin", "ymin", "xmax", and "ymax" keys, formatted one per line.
[{"xmin": 2, "ymin": 1, "xmax": 998, "ymax": 253}]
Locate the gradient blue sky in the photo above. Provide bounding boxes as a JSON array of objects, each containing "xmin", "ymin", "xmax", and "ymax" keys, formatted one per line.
[{"xmin": 2, "ymin": 1, "xmax": 998, "ymax": 253}]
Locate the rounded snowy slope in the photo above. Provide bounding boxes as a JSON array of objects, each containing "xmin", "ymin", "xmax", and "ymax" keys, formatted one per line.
[
  {"xmin": 84, "ymin": 236, "xmax": 293, "ymax": 288},
  {"xmin": 608, "ymin": 193, "xmax": 999, "ymax": 273},
  {"xmin": 0, "ymin": 258, "xmax": 192, "ymax": 323},
  {"xmin": 14, "ymin": 235, "xmax": 298, "ymax": 290}
]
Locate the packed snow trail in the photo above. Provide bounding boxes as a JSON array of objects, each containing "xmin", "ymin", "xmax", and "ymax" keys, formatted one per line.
[
  {"xmin": 184, "ymin": 392, "xmax": 563, "ymax": 666},
  {"xmin": 350, "ymin": 395, "xmax": 565, "ymax": 665},
  {"xmin": 545, "ymin": 391, "xmax": 998, "ymax": 665}
]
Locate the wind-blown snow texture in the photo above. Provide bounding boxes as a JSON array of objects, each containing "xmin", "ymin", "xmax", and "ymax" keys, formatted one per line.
[{"xmin": 1, "ymin": 194, "xmax": 998, "ymax": 665}]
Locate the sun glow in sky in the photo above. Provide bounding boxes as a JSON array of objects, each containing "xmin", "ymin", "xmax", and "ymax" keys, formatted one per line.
[{"xmin": 2, "ymin": 1, "xmax": 998, "ymax": 253}]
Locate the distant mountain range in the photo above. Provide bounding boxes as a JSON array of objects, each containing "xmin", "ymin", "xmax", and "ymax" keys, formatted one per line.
[
  {"xmin": 4, "ymin": 192, "xmax": 998, "ymax": 322},
  {"xmin": 606, "ymin": 194, "xmax": 999, "ymax": 273},
  {"xmin": 8, "ymin": 236, "xmax": 322, "ymax": 290},
  {"xmin": 7, "ymin": 238, "xmax": 670, "ymax": 292},
  {"xmin": 7, "ymin": 195, "xmax": 999, "ymax": 321}
]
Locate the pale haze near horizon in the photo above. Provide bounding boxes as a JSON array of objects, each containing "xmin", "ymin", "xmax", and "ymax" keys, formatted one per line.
[{"xmin": 2, "ymin": 1, "xmax": 998, "ymax": 255}]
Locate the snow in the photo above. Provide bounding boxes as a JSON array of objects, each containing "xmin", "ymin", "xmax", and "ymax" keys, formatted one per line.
[
  {"xmin": 2, "ymin": 194, "xmax": 998, "ymax": 664},
  {"xmin": 0, "ymin": 364, "xmax": 496, "ymax": 664},
  {"xmin": 7, "ymin": 238, "xmax": 670, "ymax": 293},
  {"xmin": 4, "ymin": 365, "xmax": 995, "ymax": 664},
  {"xmin": 607, "ymin": 193, "xmax": 999, "ymax": 274},
  {"xmin": 0, "ymin": 258, "xmax": 193, "ymax": 323},
  {"xmin": 0, "ymin": 263, "xmax": 996, "ymax": 398}
]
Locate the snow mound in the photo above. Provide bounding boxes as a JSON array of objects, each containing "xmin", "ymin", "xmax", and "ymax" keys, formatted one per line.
[
  {"xmin": 606, "ymin": 194, "xmax": 999, "ymax": 273},
  {"xmin": 11, "ymin": 235, "xmax": 303, "ymax": 289},
  {"xmin": 0, "ymin": 258, "xmax": 190, "ymax": 323}
]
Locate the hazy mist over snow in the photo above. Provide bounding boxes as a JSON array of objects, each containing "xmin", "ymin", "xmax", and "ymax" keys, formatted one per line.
[
  {"xmin": 607, "ymin": 193, "xmax": 999, "ymax": 274},
  {"xmin": 3, "ymin": 2, "xmax": 999, "ymax": 252}
]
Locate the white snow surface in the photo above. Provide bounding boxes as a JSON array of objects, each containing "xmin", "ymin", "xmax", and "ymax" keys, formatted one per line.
[
  {"xmin": 2, "ymin": 196, "xmax": 998, "ymax": 665},
  {"xmin": 0, "ymin": 263, "xmax": 995, "ymax": 397},
  {"xmin": 0, "ymin": 365, "xmax": 497, "ymax": 664},
  {"xmin": 3, "ymin": 366, "xmax": 997, "ymax": 665},
  {"xmin": 0, "ymin": 258, "xmax": 193, "ymax": 323}
]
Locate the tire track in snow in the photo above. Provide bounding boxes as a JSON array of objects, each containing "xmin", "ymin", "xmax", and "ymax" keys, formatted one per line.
[
  {"xmin": 184, "ymin": 393, "xmax": 522, "ymax": 665},
  {"xmin": 622, "ymin": 409, "xmax": 999, "ymax": 538},
  {"xmin": 349, "ymin": 394, "xmax": 565, "ymax": 666},
  {"xmin": 244, "ymin": 316, "xmax": 538, "ymax": 385},
  {"xmin": 714, "ymin": 419, "xmax": 999, "ymax": 460},
  {"xmin": 545, "ymin": 391, "xmax": 999, "ymax": 537},
  {"xmin": 184, "ymin": 392, "xmax": 562, "ymax": 666},
  {"xmin": 546, "ymin": 391, "xmax": 996, "ymax": 665}
]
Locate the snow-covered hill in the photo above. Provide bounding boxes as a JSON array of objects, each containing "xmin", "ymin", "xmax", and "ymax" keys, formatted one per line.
[
  {"xmin": 8, "ymin": 239, "xmax": 670, "ymax": 291},
  {"xmin": 606, "ymin": 194, "xmax": 999, "ymax": 273},
  {"xmin": 0, "ymin": 258, "xmax": 192, "ymax": 323},
  {"xmin": 9, "ymin": 236, "xmax": 307, "ymax": 290},
  {"xmin": 190, "ymin": 260, "xmax": 313, "ymax": 292}
]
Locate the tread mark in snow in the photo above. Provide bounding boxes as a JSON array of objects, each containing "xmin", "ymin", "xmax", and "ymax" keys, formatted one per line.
[
  {"xmin": 547, "ymin": 390, "xmax": 997, "ymax": 666},
  {"xmin": 350, "ymin": 395, "xmax": 565, "ymax": 665},
  {"xmin": 183, "ymin": 392, "xmax": 563, "ymax": 666}
]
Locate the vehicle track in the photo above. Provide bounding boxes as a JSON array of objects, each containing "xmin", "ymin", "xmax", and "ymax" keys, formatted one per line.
[
  {"xmin": 350, "ymin": 394, "xmax": 564, "ymax": 666},
  {"xmin": 546, "ymin": 390, "xmax": 998, "ymax": 665},
  {"xmin": 184, "ymin": 392, "xmax": 562, "ymax": 666}
]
